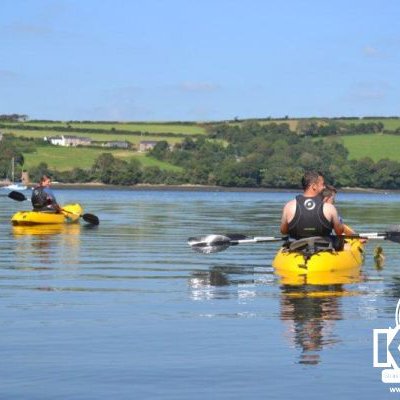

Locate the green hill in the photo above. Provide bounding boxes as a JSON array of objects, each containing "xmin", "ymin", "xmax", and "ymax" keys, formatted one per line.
[{"xmin": 3, "ymin": 116, "xmax": 400, "ymax": 173}]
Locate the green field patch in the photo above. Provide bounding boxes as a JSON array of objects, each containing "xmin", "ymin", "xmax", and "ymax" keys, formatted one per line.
[
  {"xmin": 23, "ymin": 145, "xmax": 182, "ymax": 171},
  {"xmin": 133, "ymin": 153, "xmax": 182, "ymax": 171},
  {"xmin": 334, "ymin": 134, "xmax": 400, "ymax": 162}
]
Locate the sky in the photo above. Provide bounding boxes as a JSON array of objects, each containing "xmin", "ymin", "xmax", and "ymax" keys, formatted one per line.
[{"xmin": 1, "ymin": 0, "xmax": 400, "ymax": 122}]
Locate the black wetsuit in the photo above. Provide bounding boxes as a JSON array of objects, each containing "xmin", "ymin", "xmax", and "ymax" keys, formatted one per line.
[{"xmin": 287, "ymin": 195, "xmax": 333, "ymax": 240}]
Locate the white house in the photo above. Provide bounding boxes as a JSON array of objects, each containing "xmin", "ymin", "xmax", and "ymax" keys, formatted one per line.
[{"xmin": 45, "ymin": 135, "xmax": 92, "ymax": 147}]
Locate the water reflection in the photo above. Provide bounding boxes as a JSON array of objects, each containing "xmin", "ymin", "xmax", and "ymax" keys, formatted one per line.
[
  {"xmin": 277, "ymin": 266, "xmax": 363, "ymax": 364},
  {"xmin": 188, "ymin": 265, "xmax": 273, "ymax": 301},
  {"xmin": 189, "ymin": 264, "xmax": 365, "ymax": 365},
  {"xmin": 12, "ymin": 224, "xmax": 82, "ymax": 266},
  {"xmin": 280, "ymin": 284, "xmax": 354, "ymax": 365}
]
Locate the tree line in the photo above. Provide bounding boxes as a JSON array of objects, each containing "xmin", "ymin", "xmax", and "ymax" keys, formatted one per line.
[{"xmin": 148, "ymin": 122, "xmax": 400, "ymax": 189}]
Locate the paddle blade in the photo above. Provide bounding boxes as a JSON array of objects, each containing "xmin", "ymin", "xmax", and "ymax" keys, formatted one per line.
[
  {"xmin": 8, "ymin": 191, "xmax": 28, "ymax": 202},
  {"xmin": 188, "ymin": 234, "xmax": 232, "ymax": 254},
  {"xmin": 386, "ymin": 226, "xmax": 400, "ymax": 243},
  {"xmin": 82, "ymin": 213, "xmax": 99, "ymax": 226}
]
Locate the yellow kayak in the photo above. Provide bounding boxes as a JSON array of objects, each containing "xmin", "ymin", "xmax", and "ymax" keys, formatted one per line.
[
  {"xmin": 273, "ymin": 237, "xmax": 365, "ymax": 284},
  {"xmin": 11, "ymin": 204, "xmax": 83, "ymax": 226}
]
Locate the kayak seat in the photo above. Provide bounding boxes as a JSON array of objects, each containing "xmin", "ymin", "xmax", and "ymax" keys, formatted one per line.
[{"xmin": 287, "ymin": 236, "xmax": 335, "ymax": 257}]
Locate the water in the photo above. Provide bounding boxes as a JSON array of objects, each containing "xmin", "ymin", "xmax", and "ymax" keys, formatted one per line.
[{"xmin": 1, "ymin": 188, "xmax": 400, "ymax": 399}]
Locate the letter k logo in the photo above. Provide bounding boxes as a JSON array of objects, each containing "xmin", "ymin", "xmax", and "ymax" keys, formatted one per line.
[{"xmin": 388, "ymin": 326, "xmax": 400, "ymax": 369}]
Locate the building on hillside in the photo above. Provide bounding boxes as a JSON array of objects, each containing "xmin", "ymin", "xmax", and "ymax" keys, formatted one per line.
[
  {"xmin": 102, "ymin": 140, "xmax": 131, "ymax": 149},
  {"xmin": 139, "ymin": 140, "xmax": 159, "ymax": 152},
  {"xmin": 44, "ymin": 135, "xmax": 92, "ymax": 147},
  {"xmin": 45, "ymin": 135, "xmax": 63, "ymax": 145}
]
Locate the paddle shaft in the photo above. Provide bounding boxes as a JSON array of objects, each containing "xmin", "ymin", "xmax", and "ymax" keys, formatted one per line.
[
  {"xmin": 225, "ymin": 233, "xmax": 393, "ymax": 244},
  {"xmin": 188, "ymin": 229, "xmax": 400, "ymax": 254},
  {"xmin": 226, "ymin": 236, "xmax": 286, "ymax": 245}
]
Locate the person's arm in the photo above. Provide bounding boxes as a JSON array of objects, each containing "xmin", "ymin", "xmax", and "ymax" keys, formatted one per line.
[
  {"xmin": 343, "ymin": 224, "xmax": 355, "ymax": 235},
  {"xmin": 280, "ymin": 209, "xmax": 289, "ymax": 234},
  {"xmin": 280, "ymin": 200, "xmax": 295, "ymax": 234},
  {"xmin": 44, "ymin": 187, "xmax": 61, "ymax": 210},
  {"xmin": 324, "ymin": 203, "xmax": 344, "ymax": 235}
]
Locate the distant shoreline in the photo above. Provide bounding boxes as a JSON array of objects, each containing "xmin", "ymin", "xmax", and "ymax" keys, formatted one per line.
[
  {"xmin": 1, "ymin": 180, "xmax": 397, "ymax": 193},
  {"xmin": 1, "ymin": 182, "xmax": 395, "ymax": 194}
]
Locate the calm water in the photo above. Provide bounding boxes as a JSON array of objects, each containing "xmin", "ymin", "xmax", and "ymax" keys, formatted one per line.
[{"xmin": 1, "ymin": 188, "xmax": 400, "ymax": 399}]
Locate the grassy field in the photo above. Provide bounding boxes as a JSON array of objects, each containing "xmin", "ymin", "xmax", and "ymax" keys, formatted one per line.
[
  {"xmin": 4, "ymin": 121, "xmax": 207, "ymax": 135},
  {"xmin": 23, "ymin": 145, "xmax": 182, "ymax": 171},
  {"xmin": 329, "ymin": 134, "xmax": 400, "ymax": 162},
  {"xmin": 2, "ymin": 122, "xmax": 210, "ymax": 173}
]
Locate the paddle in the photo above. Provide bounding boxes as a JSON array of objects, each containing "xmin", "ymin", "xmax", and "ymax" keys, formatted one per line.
[
  {"xmin": 188, "ymin": 234, "xmax": 285, "ymax": 254},
  {"xmin": 188, "ymin": 229, "xmax": 400, "ymax": 254},
  {"xmin": 8, "ymin": 190, "xmax": 100, "ymax": 226}
]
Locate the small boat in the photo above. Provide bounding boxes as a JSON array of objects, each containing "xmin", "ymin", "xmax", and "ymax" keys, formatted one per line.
[
  {"xmin": 4, "ymin": 182, "xmax": 28, "ymax": 191},
  {"xmin": 11, "ymin": 204, "xmax": 83, "ymax": 226},
  {"xmin": 272, "ymin": 236, "xmax": 365, "ymax": 285}
]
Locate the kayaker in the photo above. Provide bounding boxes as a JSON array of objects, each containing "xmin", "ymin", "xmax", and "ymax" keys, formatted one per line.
[
  {"xmin": 280, "ymin": 170, "xmax": 345, "ymax": 246},
  {"xmin": 321, "ymin": 184, "xmax": 337, "ymax": 204},
  {"xmin": 31, "ymin": 174, "xmax": 61, "ymax": 212},
  {"xmin": 321, "ymin": 185, "xmax": 355, "ymax": 235}
]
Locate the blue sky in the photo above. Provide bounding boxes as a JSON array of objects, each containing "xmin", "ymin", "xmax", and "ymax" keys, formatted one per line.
[{"xmin": 1, "ymin": 0, "xmax": 399, "ymax": 121}]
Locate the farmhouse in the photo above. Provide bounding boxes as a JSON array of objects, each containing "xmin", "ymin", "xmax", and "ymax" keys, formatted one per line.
[
  {"xmin": 139, "ymin": 140, "xmax": 159, "ymax": 152},
  {"xmin": 45, "ymin": 135, "xmax": 92, "ymax": 147}
]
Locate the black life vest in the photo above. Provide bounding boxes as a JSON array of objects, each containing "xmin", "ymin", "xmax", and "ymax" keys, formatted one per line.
[
  {"xmin": 31, "ymin": 187, "xmax": 49, "ymax": 209},
  {"xmin": 287, "ymin": 195, "xmax": 333, "ymax": 239}
]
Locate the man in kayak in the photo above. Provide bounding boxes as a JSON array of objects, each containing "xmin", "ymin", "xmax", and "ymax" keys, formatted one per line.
[
  {"xmin": 280, "ymin": 171, "xmax": 344, "ymax": 244},
  {"xmin": 31, "ymin": 174, "xmax": 61, "ymax": 212}
]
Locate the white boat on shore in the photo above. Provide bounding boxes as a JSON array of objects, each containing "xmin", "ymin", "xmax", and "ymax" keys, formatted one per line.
[{"xmin": 3, "ymin": 182, "xmax": 28, "ymax": 191}]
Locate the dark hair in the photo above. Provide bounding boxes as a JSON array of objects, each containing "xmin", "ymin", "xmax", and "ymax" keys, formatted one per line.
[
  {"xmin": 301, "ymin": 170, "xmax": 323, "ymax": 190},
  {"xmin": 39, "ymin": 174, "xmax": 51, "ymax": 184},
  {"xmin": 321, "ymin": 184, "xmax": 337, "ymax": 199}
]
